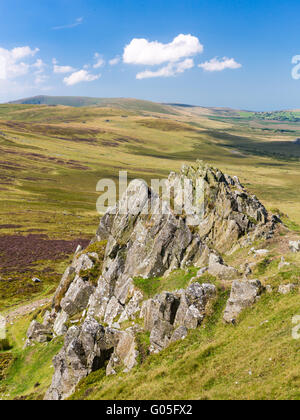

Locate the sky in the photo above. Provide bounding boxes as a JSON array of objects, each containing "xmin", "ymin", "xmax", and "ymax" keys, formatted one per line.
[{"xmin": 0, "ymin": 0, "xmax": 300, "ymax": 110}]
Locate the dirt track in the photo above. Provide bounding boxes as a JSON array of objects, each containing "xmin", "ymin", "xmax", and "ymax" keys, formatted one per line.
[{"xmin": 4, "ymin": 297, "xmax": 52, "ymax": 324}]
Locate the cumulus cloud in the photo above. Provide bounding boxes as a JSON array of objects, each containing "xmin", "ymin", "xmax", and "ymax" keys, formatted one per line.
[
  {"xmin": 109, "ymin": 56, "xmax": 120, "ymax": 66},
  {"xmin": 0, "ymin": 46, "xmax": 39, "ymax": 80},
  {"xmin": 137, "ymin": 58, "xmax": 194, "ymax": 79},
  {"xmin": 198, "ymin": 57, "xmax": 242, "ymax": 72},
  {"xmin": 33, "ymin": 58, "xmax": 45, "ymax": 71},
  {"xmin": 124, "ymin": 34, "xmax": 203, "ymax": 66},
  {"xmin": 63, "ymin": 69, "xmax": 100, "ymax": 86},
  {"xmin": 93, "ymin": 53, "xmax": 105, "ymax": 69},
  {"xmin": 52, "ymin": 59, "xmax": 75, "ymax": 74}
]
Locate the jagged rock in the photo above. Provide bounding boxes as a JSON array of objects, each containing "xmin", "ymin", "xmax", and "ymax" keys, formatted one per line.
[
  {"xmin": 141, "ymin": 283, "xmax": 216, "ymax": 352},
  {"xmin": 289, "ymin": 240, "xmax": 300, "ymax": 253},
  {"xmin": 208, "ymin": 254, "xmax": 239, "ymax": 279},
  {"xmin": 46, "ymin": 317, "xmax": 139, "ymax": 400},
  {"xmin": 223, "ymin": 280, "xmax": 263, "ymax": 324},
  {"xmin": 106, "ymin": 329, "xmax": 138, "ymax": 375},
  {"xmin": 25, "ymin": 320, "xmax": 52, "ymax": 346},
  {"xmin": 45, "ymin": 318, "xmax": 120, "ymax": 400},
  {"xmin": 60, "ymin": 275, "xmax": 95, "ymax": 317},
  {"xmin": 119, "ymin": 290, "xmax": 144, "ymax": 323},
  {"xmin": 53, "ymin": 310, "xmax": 69, "ymax": 336},
  {"xmin": 104, "ymin": 296, "xmax": 123, "ymax": 326},
  {"xmin": 141, "ymin": 292, "xmax": 180, "ymax": 333},
  {"xmin": 174, "ymin": 283, "xmax": 216, "ymax": 329},
  {"xmin": 150, "ymin": 319, "xmax": 174, "ymax": 352},
  {"xmin": 278, "ymin": 284, "xmax": 296, "ymax": 295},
  {"xmin": 42, "ymin": 311, "xmax": 52, "ymax": 328}
]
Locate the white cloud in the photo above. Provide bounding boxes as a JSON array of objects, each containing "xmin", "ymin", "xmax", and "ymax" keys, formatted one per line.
[
  {"xmin": 0, "ymin": 46, "xmax": 39, "ymax": 80},
  {"xmin": 33, "ymin": 58, "xmax": 45, "ymax": 71},
  {"xmin": 52, "ymin": 58, "xmax": 75, "ymax": 74},
  {"xmin": 123, "ymin": 34, "xmax": 203, "ymax": 66},
  {"xmin": 198, "ymin": 57, "xmax": 242, "ymax": 72},
  {"xmin": 93, "ymin": 53, "xmax": 105, "ymax": 69},
  {"xmin": 63, "ymin": 69, "xmax": 100, "ymax": 86},
  {"xmin": 109, "ymin": 56, "xmax": 120, "ymax": 66},
  {"xmin": 137, "ymin": 58, "xmax": 194, "ymax": 79},
  {"xmin": 52, "ymin": 17, "xmax": 83, "ymax": 30}
]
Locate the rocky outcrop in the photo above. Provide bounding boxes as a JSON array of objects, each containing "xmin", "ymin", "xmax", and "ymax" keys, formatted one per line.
[
  {"xmin": 26, "ymin": 161, "xmax": 279, "ymax": 400},
  {"xmin": 45, "ymin": 317, "xmax": 138, "ymax": 400},
  {"xmin": 141, "ymin": 282, "xmax": 217, "ymax": 352},
  {"xmin": 223, "ymin": 280, "xmax": 264, "ymax": 324}
]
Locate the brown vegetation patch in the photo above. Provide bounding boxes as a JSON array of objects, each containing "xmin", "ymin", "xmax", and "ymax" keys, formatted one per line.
[
  {"xmin": 0, "ymin": 234, "xmax": 90, "ymax": 272},
  {"xmin": 0, "ymin": 225, "xmax": 22, "ymax": 229}
]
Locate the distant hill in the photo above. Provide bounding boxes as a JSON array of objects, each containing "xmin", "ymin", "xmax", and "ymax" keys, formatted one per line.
[{"xmin": 8, "ymin": 95, "xmax": 176, "ymax": 115}]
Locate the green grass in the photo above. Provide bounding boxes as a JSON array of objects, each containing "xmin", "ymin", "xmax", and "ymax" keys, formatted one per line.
[
  {"xmin": 0, "ymin": 338, "xmax": 64, "ymax": 400},
  {"xmin": 133, "ymin": 268, "xmax": 199, "ymax": 299}
]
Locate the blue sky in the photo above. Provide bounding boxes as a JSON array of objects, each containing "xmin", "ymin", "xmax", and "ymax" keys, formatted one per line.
[{"xmin": 0, "ymin": 0, "xmax": 299, "ymax": 110}]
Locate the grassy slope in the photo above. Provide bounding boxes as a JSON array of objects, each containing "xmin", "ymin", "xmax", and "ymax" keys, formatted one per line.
[{"xmin": 0, "ymin": 101, "xmax": 300, "ymax": 400}]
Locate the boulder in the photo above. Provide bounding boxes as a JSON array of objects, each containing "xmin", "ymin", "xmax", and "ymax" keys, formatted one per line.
[
  {"xmin": 208, "ymin": 254, "xmax": 238, "ymax": 279},
  {"xmin": 223, "ymin": 280, "xmax": 263, "ymax": 324},
  {"xmin": 278, "ymin": 284, "xmax": 297, "ymax": 295},
  {"xmin": 25, "ymin": 320, "xmax": 53, "ymax": 346},
  {"xmin": 289, "ymin": 240, "xmax": 300, "ymax": 253}
]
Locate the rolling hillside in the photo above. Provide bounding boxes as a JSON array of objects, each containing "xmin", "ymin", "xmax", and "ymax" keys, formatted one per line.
[
  {"xmin": 7, "ymin": 96, "xmax": 176, "ymax": 115},
  {"xmin": 0, "ymin": 100, "xmax": 300, "ymax": 400}
]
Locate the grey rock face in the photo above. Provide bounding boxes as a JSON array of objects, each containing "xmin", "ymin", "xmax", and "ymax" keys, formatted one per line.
[
  {"xmin": 53, "ymin": 310, "xmax": 69, "ymax": 337},
  {"xmin": 170, "ymin": 326, "xmax": 188, "ymax": 344},
  {"xmin": 175, "ymin": 283, "xmax": 217, "ymax": 329},
  {"xmin": 60, "ymin": 275, "xmax": 95, "ymax": 317},
  {"xmin": 223, "ymin": 280, "xmax": 263, "ymax": 324},
  {"xmin": 106, "ymin": 329, "xmax": 139, "ymax": 375},
  {"xmin": 142, "ymin": 283, "xmax": 216, "ymax": 352}
]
